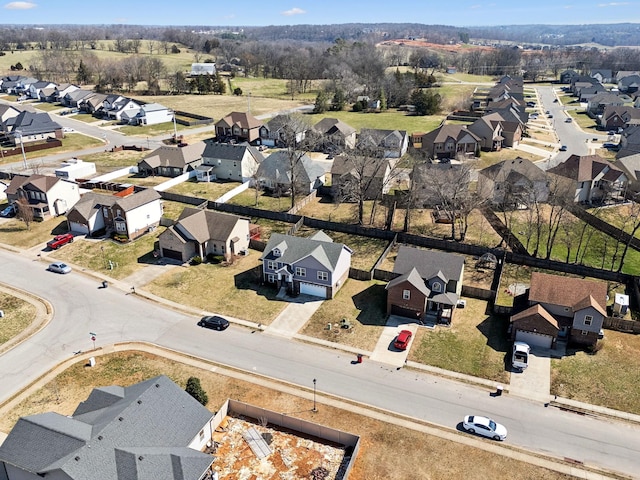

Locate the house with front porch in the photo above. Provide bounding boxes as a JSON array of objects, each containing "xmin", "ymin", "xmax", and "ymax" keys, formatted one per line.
[
  {"xmin": 260, "ymin": 231, "xmax": 352, "ymax": 299},
  {"xmin": 158, "ymin": 207, "xmax": 250, "ymax": 262},
  {"xmin": 357, "ymin": 128, "xmax": 409, "ymax": 158},
  {"xmin": 215, "ymin": 111, "xmax": 263, "ymax": 144},
  {"xmin": 5, "ymin": 111, "xmax": 62, "ymax": 145},
  {"xmin": 478, "ymin": 157, "xmax": 549, "ymax": 206},
  {"xmin": 5, "ymin": 174, "xmax": 80, "ymax": 220},
  {"xmin": 418, "ymin": 124, "xmax": 481, "ymax": 160},
  {"xmin": 386, "ymin": 246, "xmax": 464, "ymax": 323},
  {"xmin": 137, "ymin": 142, "xmax": 206, "ymax": 177},
  {"xmin": 199, "ymin": 141, "xmax": 263, "ymax": 182},
  {"xmin": 510, "ymin": 272, "xmax": 607, "ymax": 349}
]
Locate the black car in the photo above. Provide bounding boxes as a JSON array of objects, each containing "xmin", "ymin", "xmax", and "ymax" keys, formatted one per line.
[{"xmin": 198, "ymin": 315, "xmax": 230, "ymax": 330}]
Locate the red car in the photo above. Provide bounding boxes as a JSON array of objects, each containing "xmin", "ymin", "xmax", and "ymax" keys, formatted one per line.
[
  {"xmin": 394, "ymin": 330, "xmax": 413, "ymax": 350},
  {"xmin": 47, "ymin": 233, "xmax": 74, "ymax": 250}
]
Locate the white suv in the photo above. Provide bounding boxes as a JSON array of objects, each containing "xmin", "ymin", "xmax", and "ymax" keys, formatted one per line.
[{"xmin": 512, "ymin": 342, "xmax": 530, "ymax": 371}]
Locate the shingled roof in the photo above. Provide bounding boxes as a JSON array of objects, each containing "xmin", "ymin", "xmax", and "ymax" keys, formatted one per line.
[
  {"xmin": 260, "ymin": 232, "xmax": 350, "ymax": 272},
  {"xmin": 0, "ymin": 375, "xmax": 214, "ymax": 480},
  {"xmin": 140, "ymin": 143, "xmax": 206, "ymax": 169},
  {"xmin": 392, "ymin": 246, "xmax": 464, "ymax": 283},
  {"xmin": 548, "ymin": 154, "xmax": 625, "ymax": 182},
  {"xmin": 172, "ymin": 207, "xmax": 247, "ymax": 244},
  {"xmin": 528, "ymin": 272, "xmax": 607, "ymax": 313}
]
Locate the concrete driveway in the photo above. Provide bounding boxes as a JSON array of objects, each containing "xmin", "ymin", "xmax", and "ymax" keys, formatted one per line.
[
  {"xmin": 369, "ymin": 315, "xmax": 419, "ymax": 368},
  {"xmin": 508, "ymin": 347, "xmax": 551, "ymax": 403}
]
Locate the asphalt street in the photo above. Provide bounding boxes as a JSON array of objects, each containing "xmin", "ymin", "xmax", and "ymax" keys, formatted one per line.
[{"xmin": 0, "ymin": 249, "xmax": 639, "ymax": 477}]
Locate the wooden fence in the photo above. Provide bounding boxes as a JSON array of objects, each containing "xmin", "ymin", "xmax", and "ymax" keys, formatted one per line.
[{"xmin": 603, "ymin": 316, "xmax": 640, "ymax": 334}]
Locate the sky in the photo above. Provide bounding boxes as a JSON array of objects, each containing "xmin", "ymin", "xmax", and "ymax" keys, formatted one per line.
[{"xmin": 2, "ymin": 0, "xmax": 640, "ymax": 27}]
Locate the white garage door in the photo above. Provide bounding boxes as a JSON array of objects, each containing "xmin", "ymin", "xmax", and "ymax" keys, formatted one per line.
[
  {"xmin": 299, "ymin": 282, "xmax": 327, "ymax": 299},
  {"xmin": 69, "ymin": 222, "xmax": 89, "ymax": 234},
  {"xmin": 515, "ymin": 330, "xmax": 553, "ymax": 349}
]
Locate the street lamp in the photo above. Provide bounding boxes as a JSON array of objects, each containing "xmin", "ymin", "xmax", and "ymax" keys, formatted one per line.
[
  {"xmin": 312, "ymin": 378, "xmax": 317, "ymax": 413},
  {"xmin": 14, "ymin": 130, "xmax": 27, "ymax": 170}
]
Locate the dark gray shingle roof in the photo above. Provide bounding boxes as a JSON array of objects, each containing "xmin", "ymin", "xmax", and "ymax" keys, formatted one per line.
[{"xmin": 392, "ymin": 245, "xmax": 464, "ymax": 283}]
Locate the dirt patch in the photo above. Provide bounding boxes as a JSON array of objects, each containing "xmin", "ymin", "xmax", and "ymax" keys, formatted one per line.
[{"xmin": 378, "ymin": 39, "xmax": 495, "ymax": 54}]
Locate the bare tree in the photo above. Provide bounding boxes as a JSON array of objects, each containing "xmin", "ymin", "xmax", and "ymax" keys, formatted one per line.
[
  {"xmin": 15, "ymin": 198, "xmax": 33, "ymax": 231},
  {"xmin": 544, "ymin": 175, "xmax": 573, "ymax": 260},
  {"xmin": 616, "ymin": 196, "xmax": 640, "ymax": 272}
]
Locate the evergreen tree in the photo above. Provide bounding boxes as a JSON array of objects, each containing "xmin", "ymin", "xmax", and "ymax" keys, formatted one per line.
[
  {"xmin": 76, "ymin": 60, "xmax": 91, "ymax": 85},
  {"xmin": 313, "ymin": 90, "xmax": 329, "ymax": 113},
  {"xmin": 185, "ymin": 377, "xmax": 208, "ymax": 405},
  {"xmin": 331, "ymin": 88, "xmax": 346, "ymax": 111}
]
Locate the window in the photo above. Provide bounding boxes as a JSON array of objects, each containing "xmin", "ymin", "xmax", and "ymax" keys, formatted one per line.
[
  {"xmin": 199, "ymin": 429, "xmax": 204, "ymax": 440},
  {"xmin": 267, "ymin": 274, "xmax": 275, "ymax": 283},
  {"xmin": 272, "ymin": 248, "xmax": 281, "ymax": 257},
  {"xmin": 317, "ymin": 271, "xmax": 328, "ymax": 281},
  {"xmin": 403, "ymin": 289, "xmax": 411, "ymax": 300},
  {"xmin": 584, "ymin": 315, "xmax": 593, "ymax": 326},
  {"xmin": 295, "ymin": 267, "xmax": 306, "ymax": 277},
  {"xmin": 432, "ymin": 282, "xmax": 442, "ymax": 292},
  {"xmin": 115, "ymin": 222, "xmax": 126, "ymax": 233},
  {"xmin": 267, "ymin": 260, "xmax": 275, "ymax": 270},
  {"xmin": 581, "ymin": 330, "xmax": 588, "ymax": 335}
]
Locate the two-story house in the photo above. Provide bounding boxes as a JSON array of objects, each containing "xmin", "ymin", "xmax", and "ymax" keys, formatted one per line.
[
  {"xmin": 137, "ymin": 143, "xmax": 206, "ymax": 177},
  {"xmin": 308, "ymin": 118, "xmax": 357, "ymax": 151},
  {"xmin": 66, "ymin": 187, "xmax": 162, "ymax": 240},
  {"xmin": 477, "ymin": 157, "xmax": 549, "ymax": 207},
  {"xmin": 159, "ymin": 207, "xmax": 250, "ymax": 263},
  {"xmin": 385, "ymin": 246, "xmax": 465, "ymax": 323},
  {"xmin": 548, "ymin": 154, "xmax": 627, "ymax": 203},
  {"xmin": 256, "ymin": 151, "xmax": 326, "ymax": 195},
  {"xmin": 259, "ymin": 114, "xmax": 306, "ymax": 147},
  {"xmin": 356, "ymin": 128, "xmax": 409, "ymax": 158},
  {"xmin": 510, "ymin": 272, "xmax": 607, "ymax": 349},
  {"xmin": 418, "ymin": 124, "xmax": 481, "ymax": 160},
  {"xmin": 5, "ymin": 174, "xmax": 80, "ymax": 220},
  {"xmin": 198, "ymin": 141, "xmax": 263, "ymax": 182},
  {"xmin": 215, "ymin": 111, "xmax": 263, "ymax": 144},
  {"xmin": 260, "ymin": 231, "xmax": 352, "ymax": 299}
]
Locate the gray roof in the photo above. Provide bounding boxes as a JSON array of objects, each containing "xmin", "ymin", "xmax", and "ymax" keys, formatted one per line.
[
  {"xmin": 114, "ymin": 188, "xmax": 161, "ymax": 212},
  {"xmin": 67, "ymin": 192, "xmax": 116, "ymax": 222},
  {"xmin": 392, "ymin": 245, "xmax": 464, "ymax": 283},
  {"xmin": 312, "ymin": 118, "xmax": 356, "ymax": 137},
  {"xmin": 385, "ymin": 267, "xmax": 430, "ymax": 296},
  {"xmin": 202, "ymin": 141, "xmax": 264, "ymax": 163},
  {"xmin": 173, "ymin": 207, "xmax": 247, "ymax": 243},
  {"xmin": 257, "ymin": 151, "xmax": 325, "ymax": 185},
  {"xmin": 6, "ymin": 111, "xmax": 61, "ymax": 136},
  {"xmin": 139, "ymin": 143, "xmax": 206, "ymax": 170},
  {"xmin": 260, "ymin": 232, "xmax": 350, "ymax": 272},
  {"xmin": 0, "ymin": 375, "xmax": 214, "ymax": 480}
]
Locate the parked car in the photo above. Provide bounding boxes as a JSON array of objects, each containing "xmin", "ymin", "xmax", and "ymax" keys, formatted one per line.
[
  {"xmin": 62, "ymin": 127, "xmax": 74, "ymax": 133},
  {"xmin": 46, "ymin": 233, "xmax": 74, "ymax": 250},
  {"xmin": 560, "ymin": 145, "xmax": 567, "ymax": 151},
  {"xmin": 0, "ymin": 204, "xmax": 16, "ymax": 218},
  {"xmin": 48, "ymin": 262, "xmax": 71, "ymax": 274},
  {"xmin": 394, "ymin": 330, "xmax": 413, "ymax": 350},
  {"xmin": 608, "ymin": 130, "xmax": 616, "ymax": 135},
  {"xmin": 565, "ymin": 117, "xmax": 573, "ymax": 123},
  {"xmin": 553, "ymin": 98, "xmax": 558, "ymax": 103},
  {"xmin": 512, "ymin": 341, "xmax": 530, "ymax": 371},
  {"xmin": 462, "ymin": 415, "xmax": 507, "ymax": 441},
  {"xmin": 547, "ymin": 114, "xmax": 553, "ymax": 119},
  {"xmin": 198, "ymin": 315, "xmax": 230, "ymax": 331}
]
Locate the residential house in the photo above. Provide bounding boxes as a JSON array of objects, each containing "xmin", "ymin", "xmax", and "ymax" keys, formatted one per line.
[
  {"xmin": 418, "ymin": 124, "xmax": 481, "ymax": 160},
  {"xmin": 124, "ymin": 102, "xmax": 173, "ymax": 126},
  {"xmin": 256, "ymin": 151, "xmax": 326, "ymax": 195},
  {"xmin": 560, "ymin": 69, "xmax": 579, "ymax": 84},
  {"xmin": 5, "ymin": 174, "xmax": 80, "ymax": 219},
  {"xmin": 37, "ymin": 86, "xmax": 58, "ymax": 103},
  {"xmin": 548, "ymin": 154, "xmax": 627, "ymax": 203},
  {"xmin": 259, "ymin": 114, "xmax": 306, "ymax": 147},
  {"xmin": 199, "ymin": 141, "xmax": 263, "ymax": 182},
  {"xmin": 66, "ymin": 187, "xmax": 162, "ymax": 240},
  {"xmin": 570, "ymin": 75, "xmax": 599, "ymax": 95},
  {"xmin": 53, "ymin": 83, "xmax": 79, "ymax": 102},
  {"xmin": 510, "ymin": 272, "xmax": 607, "ymax": 348},
  {"xmin": 330, "ymin": 154, "xmax": 394, "ymax": 200},
  {"xmin": 357, "ymin": 128, "xmax": 409, "ymax": 158},
  {"xmin": 260, "ymin": 231, "xmax": 352, "ymax": 299},
  {"xmin": 27, "ymin": 80, "xmax": 56, "ymax": 99},
  {"xmin": 578, "ymin": 83, "xmax": 607, "ymax": 103},
  {"xmin": 484, "ymin": 105, "xmax": 528, "ymax": 129},
  {"xmin": 616, "ymin": 71, "xmax": 640, "ymax": 82},
  {"xmin": 215, "ymin": 111, "xmax": 263, "ymax": 144},
  {"xmin": 78, "ymin": 92, "xmax": 108, "ymax": 114},
  {"xmin": 586, "ymin": 92, "xmax": 625, "ymax": 117},
  {"xmin": 159, "ymin": 207, "xmax": 250, "ymax": 262},
  {"xmin": 63, "ymin": 88, "xmax": 94, "ymax": 107},
  {"xmin": 618, "ymin": 74, "xmax": 640, "ymax": 93},
  {"xmin": 0, "ymin": 375, "xmax": 216, "ymax": 480},
  {"xmin": 137, "ymin": 142, "xmax": 206, "ymax": 177},
  {"xmin": 309, "ymin": 118, "xmax": 357, "ymax": 151},
  {"xmin": 0, "ymin": 104, "xmax": 20, "ymax": 124},
  {"xmin": 591, "ymin": 69, "xmax": 613, "ymax": 84},
  {"xmin": 104, "ymin": 97, "xmax": 141, "ymax": 122},
  {"xmin": 0, "ymin": 75, "xmax": 26, "ymax": 93},
  {"xmin": 5, "ymin": 111, "xmax": 62, "ymax": 145},
  {"xmin": 467, "ymin": 117, "xmax": 505, "ymax": 151},
  {"xmin": 410, "ymin": 162, "xmax": 471, "ymax": 208},
  {"xmin": 102, "ymin": 94, "xmax": 127, "ymax": 112},
  {"xmin": 14, "ymin": 77, "xmax": 39, "ymax": 96},
  {"xmin": 191, "ymin": 62, "xmax": 216, "ymax": 75},
  {"xmin": 600, "ymin": 106, "xmax": 640, "ymax": 130},
  {"xmin": 614, "ymin": 153, "xmax": 640, "ymax": 193},
  {"xmin": 478, "ymin": 157, "xmax": 549, "ymax": 206},
  {"xmin": 617, "ymin": 125, "xmax": 640, "ymax": 158},
  {"xmin": 386, "ymin": 246, "xmax": 464, "ymax": 322}
]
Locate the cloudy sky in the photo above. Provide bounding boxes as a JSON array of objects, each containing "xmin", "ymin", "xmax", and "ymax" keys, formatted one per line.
[{"xmin": 2, "ymin": 0, "xmax": 639, "ymax": 26}]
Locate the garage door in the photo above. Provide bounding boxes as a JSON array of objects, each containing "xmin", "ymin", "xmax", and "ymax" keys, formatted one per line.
[
  {"xmin": 299, "ymin": 282, "xmax": 327, "ymax": 299},
  {"xmin": 391, "ymin": 305, "xmax": 422, "ymax": 320},
  {"xmin": 69, "ymin": 222, "xmax": 89, "ymax": 234},
  {"xmin": 515, "ymin": 330, "xmax": 553, "ymax": 349},
  {"xmin": 162, "ymin": 248, "xmax": 184, "ymax": 262}
]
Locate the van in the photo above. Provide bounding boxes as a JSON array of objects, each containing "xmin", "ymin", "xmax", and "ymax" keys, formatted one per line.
[{"xmin": 512, "ymin": 342, "xmax": 530, "ymax": 371}]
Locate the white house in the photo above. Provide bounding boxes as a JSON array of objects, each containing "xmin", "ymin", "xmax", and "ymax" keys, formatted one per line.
[
  {"xmin": 5, "ymin": 174, "xmax": 81, "ymax": 219},
  {"xmin": 191, "ymin": 63, "xmax": 216, "ymax": 75},
  {"xmin": 55, "ymin": 159, "xmax": 97, "ymax": 182},
  {"xmin": 125, "ymin": 103, "xmax": 173, "ymax": 126}
]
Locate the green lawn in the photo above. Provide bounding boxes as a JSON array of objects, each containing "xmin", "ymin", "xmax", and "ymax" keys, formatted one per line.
[
  {"xmin": 32, "ymin": 102, "xmax": 64, "ymax": 112},
  {"xmin": 229, "ymin": 76, "xmax": 321, "ymax": 102},
  {"xmin": 0, "ymin": 217, "xmax": 68, "ymax": 249},
  {"xmin": 409, "ymin": 298, "xmax": 510, "ymax": 383},
  {"xmin": 167, "ymin": 179, "xmax": 241, "ymax": 201},
  {"xmin": 227, "ymin": 189, "xmax": 292, "ymax": 212},
  {"xmin": 301, "ymin": 279, "xmax": 387, "ymax": 350},
  {"xmin": 82, "ymin": 149, "xmax": 148, "ymax": 173},
  {"xmin": 0, "ymin": 134, "xmax": 103, "ymax": 166},
  {"xmin": 304, "ymin": 110, "xmax": 445, "ymax": 135},
  {"xmin": 145, "ymin": 252, "xmax": 286, "ymax": 324},
  {"xmin": 552, "ymin": 329, "xmax": 640, "ymax": 414},
  {"xmin": 0, "ymin": 292, "xmax": 36, "ymax": 347}
]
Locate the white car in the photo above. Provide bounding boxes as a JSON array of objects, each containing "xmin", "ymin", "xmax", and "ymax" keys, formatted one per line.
[
  {"xmin": 62, "ymin": 127, "xmax": 74, "ymax": 133},
  {"xmin": 512, "ymin": 341, "xmax": 530, "ymax": 370},
  {"xmin": 48, "ymin": 262, "xmax": 72, "ymax": 274},
  {"xmin": 463, "ymin": 415, "xmax": 507, "ymax": 441}
]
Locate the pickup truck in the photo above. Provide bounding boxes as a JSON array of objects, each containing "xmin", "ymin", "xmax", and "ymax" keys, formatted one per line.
[{"xmin": 47, "ymin": 233, "xmax": 74, "ymax": 250}]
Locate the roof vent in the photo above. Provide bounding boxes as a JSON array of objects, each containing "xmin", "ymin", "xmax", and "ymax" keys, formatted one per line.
[
  {"xmin": 137, "ymin": 400, "xmax": 142, "ymax": 404},
  {"xmin": 118, "ymin": 417, "xmax": 124, "ymax": 421},
  {"xmin": 74, "ymin": 456, "xmax": 80, "ymax": 461},
  {"xmin": 98, "ymin": 435, "xmax": 103, "ymax": 440},
  {"xmin": 155, "ymin": 383, "xmax": 160, "ymax": 388},
  {"xmin": 138, "ymin": 456, "xmax": 144, "ymax": 461}
]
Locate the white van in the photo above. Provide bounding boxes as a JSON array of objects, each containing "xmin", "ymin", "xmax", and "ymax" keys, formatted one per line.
[{"xmin": 512, "ymin": 342, "xmax": 530, "ymax": 371}]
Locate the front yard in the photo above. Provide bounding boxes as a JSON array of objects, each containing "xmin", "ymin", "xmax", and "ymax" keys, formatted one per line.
[
  {"xmin": 82, "ymin": 149, "xmax": 149, "ymax": 173},
  {"xmin": 409, "ymin": 298, "xmax": 510, "ymax": 383},
  {"xmin": 552, "ymin": 329, "xmax": 640, "ymax": 415},
  {"xmin": 227, "ymin": 189, "xmax": 293, "ymax": 213},
  {"xmin": 0, "ymin": 217, "xmax": 68, "ymax": 249},
  {"xmin": 301, "ymin": 279, "xmax": 388, "ymax": 351},
  {"xmin": 145, "ymin": 252, "xmax": 286, "ymax": 324},
  {"xmin": 166, "ymin": 178, "xmax": 241, "ymax": 200},
  {"xmin": 0, "ymin": 291, "xmax": 36, "ymax": 348}
]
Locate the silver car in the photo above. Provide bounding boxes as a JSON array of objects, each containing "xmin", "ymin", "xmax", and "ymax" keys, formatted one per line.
[
  {"xmin": 463, "ymin": 415, "xmax": 507, "ymax": 441},
  {"xmin": 48, "ymin": 262, "xmax": 72, "ymax": 274}
]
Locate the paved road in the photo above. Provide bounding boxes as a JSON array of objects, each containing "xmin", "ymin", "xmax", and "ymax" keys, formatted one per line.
[{"xmin": 0, "ymin": 249, "xmax": 639, "ymax": 477}]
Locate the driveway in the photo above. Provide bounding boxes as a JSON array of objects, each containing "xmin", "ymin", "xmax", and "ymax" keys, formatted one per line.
[
  {"xmin": 264, "ymin": 294, "xmax": 324, "ymax": 338},
  {"xmin": 508, "ymin": 347, "xmax": 551, "ymax": 403},
  {"xmin": 369, "ymin": 315, "xmax": 419, "ymax": 367}
]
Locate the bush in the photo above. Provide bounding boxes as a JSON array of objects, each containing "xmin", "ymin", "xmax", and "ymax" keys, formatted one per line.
[
  {"xmin": 206, "ymin": 253, "xmax": 224, "ymax": 264},
  {"xmin": 233, "ymin": 87, "xmax": 243, "ymax": 96},
  {"xmin": 190, "ymin": 255, "xmax": 203, "ymax": 265},
  {"xmin": 185, "ymin": 377, "xmax": 208, "ymax": 405}
]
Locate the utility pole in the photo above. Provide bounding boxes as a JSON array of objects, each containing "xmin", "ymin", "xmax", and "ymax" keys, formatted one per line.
[{"xmin": 15, "ymin": 130, "xmax": 27, "ymax": 170}]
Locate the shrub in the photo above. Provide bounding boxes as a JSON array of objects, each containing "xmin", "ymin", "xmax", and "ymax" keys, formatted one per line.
[
  {"xmin": 233, "ymin": 87, "xmax": 243, "ymax": 96},
  {"xmin": 190, "ymin": 255, "xmax": 203, "ymax": 265},
  {"xmin": 185, "ymin": 377, "xmax": 208, "ymax": 405}
]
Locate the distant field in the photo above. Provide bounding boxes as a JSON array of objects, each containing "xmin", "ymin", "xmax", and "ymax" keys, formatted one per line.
[{"xmin": 305, "ymin": 110, "xmax": 445, "ymax": 134}]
